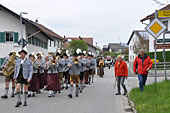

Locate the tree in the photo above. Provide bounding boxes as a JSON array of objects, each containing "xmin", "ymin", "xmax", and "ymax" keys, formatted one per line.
[
  {"xmin": 69, "ymin": 40, "xmax": 88, "ymax": 55},
  {"xmin": 123, "ymin": 48, "xmax": 129, "ymax": 55},
  {"xmin": 133, "ymin": 36, "xmax": 149, "ymax": 55}
]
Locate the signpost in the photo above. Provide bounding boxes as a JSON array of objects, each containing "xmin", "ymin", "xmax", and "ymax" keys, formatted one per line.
[{"xmin": 145, "ymin": 10, "xmax": 167, "ymax": 83}]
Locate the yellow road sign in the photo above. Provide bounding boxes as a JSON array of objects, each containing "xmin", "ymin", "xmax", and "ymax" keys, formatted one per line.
[
  {"xmin": 145, "ymin": 18, "xmax": 167, "ymax": 38},
  {"xmin": 158, "ymin": 10, "xmax": 170, "ymax": 18}
]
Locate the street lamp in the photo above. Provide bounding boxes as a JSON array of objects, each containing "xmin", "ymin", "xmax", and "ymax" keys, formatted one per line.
[{"xmin": 20, "ymin": 12, "xmax": 28, "ymax": 50}]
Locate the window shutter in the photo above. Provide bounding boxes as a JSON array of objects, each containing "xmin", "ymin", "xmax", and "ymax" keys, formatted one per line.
[
  {"xmin": 0, "ymin": 32, "xmax": 5, "ymax": 43},
  {"xmin": 14, "ymin": 32, "xmax": 19, "ymax": 43}
]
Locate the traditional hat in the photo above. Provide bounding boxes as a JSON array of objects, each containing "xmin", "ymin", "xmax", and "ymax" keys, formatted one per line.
[{"xmin": 18, "ymin": 50, "xmax": 27, "ymax": 55}]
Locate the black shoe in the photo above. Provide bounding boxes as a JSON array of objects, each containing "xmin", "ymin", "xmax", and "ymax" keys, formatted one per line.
[
  {"xmin": 15, "ymin": 101, "xmax": 22, "ymax": 107},
  {"xmin": 62, "ymin": 87, "xmax": 64, "ymax": 90},
  {"xmin": 58, "ymin": 91, "xmax": 61, "ymax": 93},
  {"xmin": 21, "ymin": 92, "xmax": 23, "ymax": 95},
  {"xmin": 1, "ymin": 95, "xmax": 8, "ymax": 99},
  {"xmin": 68, "ymin": 94, "xmax": 72, "ymax": 98},
  {"xmin": 38, "ymin": 91, "xmax": 41, "ymax": 94},
  {"xmin": 75, "ymin": 93, "xmax": 79, "ymax": 97},
  {"xmin": 48, "ymin": 94, "xmax": 51, "ymax": 97},
  {"xmin": 28, "ymin": 94, "xmax": 31, "ymax": 98},
  {"xmin": 23, "ymin": 102, "xmax": 27, "ymax": 106},
  {"xmin": 65, "ymin": 86, "xmax": 68, "ymax": 90},
  {"xmin": 32, "ymin": 93, "xmax": 35, "ymax": 97},
  {"xmin": 115, "ymin": 92, "xmax": 121, "ymax": 95},
  {"xmin": 80, "ymin": 90, "xmax": 82, "ymax": 93},
  {"xmin": 11, "ymin": 94, "xmax": 15, "ymax": 98},
  {"xmin": 123, "ymin": 92, "xmax": 127, "ymax": 96}
]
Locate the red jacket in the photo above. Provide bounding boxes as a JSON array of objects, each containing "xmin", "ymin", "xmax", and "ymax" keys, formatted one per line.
[
  {"xmin": 115, "ymin": 61, "xmax": 128, "ymax": 77},
  {"xmin": 133, "ymin": 54, "xmax": 152, "ymax": 75}
]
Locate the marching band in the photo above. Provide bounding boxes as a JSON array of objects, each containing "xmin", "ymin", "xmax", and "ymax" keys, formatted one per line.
[{"xmin": 0, "ymin": 49, "xmax": 98, "ymax": 107}]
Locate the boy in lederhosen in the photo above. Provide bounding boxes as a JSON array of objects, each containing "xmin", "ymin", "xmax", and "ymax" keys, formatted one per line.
[
  {"xmin": 14, "ymin": 50, "xmax": 33, "ymax": 107},
  {"xmin": 68, "ymin": 53, "xmax": 81, "ymax": 98},
  {"xmin": 1, "ymin": 52, "xmax": 16, "ymax": 99}
]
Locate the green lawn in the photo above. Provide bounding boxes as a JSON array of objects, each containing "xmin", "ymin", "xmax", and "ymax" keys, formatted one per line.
[{"xmin": 129, "ymin": 80, "xmax": 170, "ymax": 113}]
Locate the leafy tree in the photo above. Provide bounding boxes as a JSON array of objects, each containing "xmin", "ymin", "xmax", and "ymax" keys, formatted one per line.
[{"xmin": 69, "ymin": 40, "xmax": 88, "ymax": 55}]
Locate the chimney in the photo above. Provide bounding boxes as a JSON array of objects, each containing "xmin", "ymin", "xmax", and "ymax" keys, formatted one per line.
[
  {"xmin": 79, "ymin": 36, "xmax": 82, "ymax": 40},
  {"xmin": 35, "ymin": 19, "xmax": 38, "ymax": 23}
]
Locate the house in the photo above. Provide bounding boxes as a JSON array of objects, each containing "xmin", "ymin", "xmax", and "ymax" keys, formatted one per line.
[
  {"xmin": 108, "ymin": 43, "xmax": 128, "ymax": 54},
  {"xmin": 127, "ymin": 30, "xmax": 149, "ymax": 62},
  {"xmin": 64, "ymin": 37, "xmax": 98, "ymax": 56},
  {"xmin": 0, "ymin": 4, "xmax": 64, "ymax": 66},
  {"xmin": 141, "ymin": 4, "xmax": 170, "ymax": 52},
  {"xmin": 103, "ymin": 45, "xmax": 109, "ymax": 52}
]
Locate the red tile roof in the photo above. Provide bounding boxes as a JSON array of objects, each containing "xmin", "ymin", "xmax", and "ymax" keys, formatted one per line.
[
  {"xmin": 65, "ymin": 37, "xmax": 97, "ymax": 49},
  {"xmin": 141, "ymin": 4, "xmax": 170, "ymax": 22}
]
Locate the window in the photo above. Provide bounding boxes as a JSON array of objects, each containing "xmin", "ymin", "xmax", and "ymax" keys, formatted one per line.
[
  {"xmin": 163, "ymin": 21, "xmax": 168, "ymax": 31},
  {"xmin": 50, "ymin": 40, "xmax": 51, "ymax": 47},
  {"xmin": 32, "ymin": 36, "xmax": 35, "ymax": 45},
  {"xmin": 5, "ymin": 32, "xmax": 14, "ymax": 42},
  {"xmin": 54, "ymin": 41, "xmax": 56, "ymax": 47}
]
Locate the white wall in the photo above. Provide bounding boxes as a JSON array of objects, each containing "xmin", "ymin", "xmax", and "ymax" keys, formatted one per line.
[
  {"xmin": 129, "ymin": 33, "xmax": 137, "ymax": 62},
  {"xmin": 0, "ymin": 9, "xmax": 26, "ymax": 58},
  {"xmin": 48, "ymin": 38, "xmax": 63, "ymax": 53}
]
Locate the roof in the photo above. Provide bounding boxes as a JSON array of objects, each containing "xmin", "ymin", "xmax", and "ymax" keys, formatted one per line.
[
  {"xmin": 127, "ymin": 30, "xmax": 149, "ymax": 45},
  {"xmin": 31, "ymin": 21, "xmax": 64, "ymax": 40},
  {"xmin": 141, "ymin": 4, "xmax": 170, "ymax": 22},
  {"xmin": 65, "ymin": 37, "xmax": 97, "ymax": 50},
  {"xmin": 0, "ymin": 4, "xmax": 63, "ymax": 40},
  {"xmin": 108, "ymin": 43, "xmax": 128, "ymax": 50}
]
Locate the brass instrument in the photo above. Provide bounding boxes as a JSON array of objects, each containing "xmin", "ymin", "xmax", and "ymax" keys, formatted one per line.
[
  {"xmin": 73, "ymin": 57, "xmax": 79, "ymax": 64},
  {"xmin": 2, "ymin": 52, "xmax": 17, "ymax": 76}
]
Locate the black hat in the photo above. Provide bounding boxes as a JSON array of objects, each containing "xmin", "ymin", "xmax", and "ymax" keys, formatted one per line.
[
  {"xmin": 73, "ymin": 52, "xmax": 79, "ymax": 57},
  {"xmin": 18, "ymin": 50, "xmax": 27, "ymax": 55},
  {"xmin": 56, "ymin": 52, "xmax": 61, "ymax": 56},
  {"xmin": 8, "ymin": 52, "xmax": 13, "ymax": 56},
  {"xmin": 63, "ymin": 53, "xmax": 67, "ymax": 57}
]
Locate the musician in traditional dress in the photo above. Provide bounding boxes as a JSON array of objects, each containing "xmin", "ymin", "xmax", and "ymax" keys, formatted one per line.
[
  {"xmin": 1, "ymin": 52, "xmax": 16, "ymax": 99},
  {"xmin": 28, "ymin": 53, "xmax": 40, "ymax": 97},
  {"xmin": 14, "ymin": 50, "xmax": 33, "ymax": 107},
  {"xmin": 79, "ymin": 51, "xmax": 87, "ymax": 93},
  {"xmin": 91, "ymin": 54, "xmax": 96, "ymax": 83},
  {"xmin": 98, "ymin": 58, "xmax": 105, "ymax": 77},
  {"xmin": 62, "ymin": 53, "xmax": 70, "ymax": 90},
  {"xmin": 45, "ymin": 55, "xmax": 61, "ymax": 97},
  {"xmin": 84, "ymin": 55, "xmax": 90, "ymax": 84},
  {"xmin": 56, "ymin": 52, "xmax": 65, "ymax": 91},
  {"xmin": 68, "ymin": 52, "xmax": 81, "ymax": 98},
  {"xmin": 87, "ymin": 53, "xmax": 93, "ymax": 85},
  {"xmin": 35, "ymin": 53, "xmax": 45, "ymax": 94}
]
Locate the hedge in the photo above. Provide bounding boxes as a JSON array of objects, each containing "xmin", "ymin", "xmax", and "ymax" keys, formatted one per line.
[{"xmin": 146, "ymin": 51, "xmax": 170, "ymax": 62}]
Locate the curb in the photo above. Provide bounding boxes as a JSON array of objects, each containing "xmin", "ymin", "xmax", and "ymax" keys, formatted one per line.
[{"xmin": 127, "ymin": 93, "xmax": 137, "ymax": 113}]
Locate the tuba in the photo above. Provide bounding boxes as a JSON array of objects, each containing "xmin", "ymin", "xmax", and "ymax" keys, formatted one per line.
[
  {"xmin": 73, "ymin": 57, "xmax": 79, "ymax": 64},
  {"xmin": 2, "ymin": 52, "xmax": 17, "ymax": 76}
]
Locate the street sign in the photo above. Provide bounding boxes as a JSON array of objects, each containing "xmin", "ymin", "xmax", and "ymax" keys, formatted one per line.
[
  {"xmin": 145, "ymin": 18, "xmax": 167, "ymax": 38},
  {"xmin": 157, "ymin": 44, "xmax": 170, "ymax": 49},
  {"xmin": 158, "ymin": 10, "xmax": 170, "ymax": 18},
  {"xmin": 17, "ymin": 38, "xmax": 28, "ymax": 48}
]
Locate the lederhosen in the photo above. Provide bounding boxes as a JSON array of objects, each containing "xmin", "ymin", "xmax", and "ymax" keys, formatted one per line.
[{"xmin": 17, "ymin": 64, "xmax": 28, "ymax": 85}]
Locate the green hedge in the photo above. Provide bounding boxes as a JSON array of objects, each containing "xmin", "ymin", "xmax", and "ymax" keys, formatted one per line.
[{"xmin": 146, "ymin": 51, "xmax": 170, "ymax": 62}]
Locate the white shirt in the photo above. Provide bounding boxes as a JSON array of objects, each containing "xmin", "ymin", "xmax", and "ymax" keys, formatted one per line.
[{"xmin": 21, "ymin": 58, "xmax": 26, "ymax": 64}]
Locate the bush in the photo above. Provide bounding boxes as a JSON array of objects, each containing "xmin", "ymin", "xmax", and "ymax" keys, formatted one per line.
[{"xmin": 146, "ymin": 51, "xmax": 170, "ymax": 62}]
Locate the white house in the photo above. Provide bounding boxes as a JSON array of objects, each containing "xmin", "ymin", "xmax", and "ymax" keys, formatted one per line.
[
  {"xmin": 141, "ymin": 4, "xmax": 170, "ymax": 52},
  {"xmin": 0, "ymin": 4, "xmax": 64, "ymax": 66},
  {"xmin": 127, "ymin": 30, "xmax": 149, "ymax": 62}
]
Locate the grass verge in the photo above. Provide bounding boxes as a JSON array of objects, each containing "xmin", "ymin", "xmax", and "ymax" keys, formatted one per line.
[{"xmin": 129, "ymin": 80, "xmax": 170, "ymax": 113}]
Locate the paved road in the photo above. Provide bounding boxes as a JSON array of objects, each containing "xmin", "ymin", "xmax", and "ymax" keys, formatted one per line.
[{"xmin": 0, "ymin": 67, "xmax": 131, "ymax": 113}]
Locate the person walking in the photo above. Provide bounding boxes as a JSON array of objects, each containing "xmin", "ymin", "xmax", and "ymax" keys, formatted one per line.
[
  {"xmin": 133, "ymin": 49, "xmax": 152, "ymax": 91},
  {"xmin": 114, "ymin": 55, "xmax": 128, "ymax": 95}
]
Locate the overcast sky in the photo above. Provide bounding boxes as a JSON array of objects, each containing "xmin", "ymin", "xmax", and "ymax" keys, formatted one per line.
[{"xmin": 0, "ymin": 0, "xmax": 168, "ymax": 47}]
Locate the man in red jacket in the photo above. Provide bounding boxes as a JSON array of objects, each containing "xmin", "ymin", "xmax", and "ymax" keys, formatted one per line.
[{"xmin": 133, "ymin": 49, "xmax": 152, "ymax": 91}]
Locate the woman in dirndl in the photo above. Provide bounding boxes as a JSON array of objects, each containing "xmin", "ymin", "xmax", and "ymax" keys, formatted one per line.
[{"xmin": 45, "ymin": 56, "xmax": 61, "ymax": 97}]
